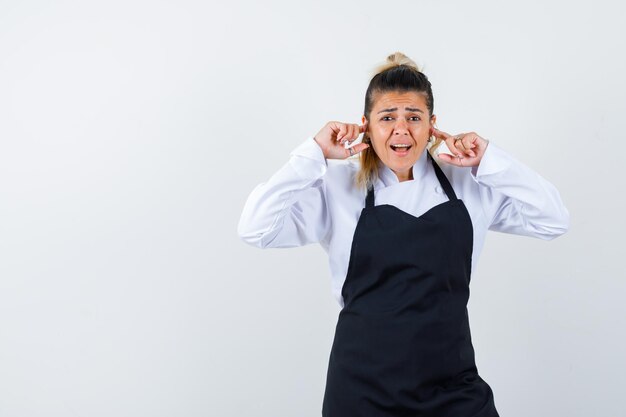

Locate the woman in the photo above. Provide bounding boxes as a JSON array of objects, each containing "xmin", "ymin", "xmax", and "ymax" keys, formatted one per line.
[{"xmin": 238, "ymin": 52, "xmax": 569, "ymax": 416}]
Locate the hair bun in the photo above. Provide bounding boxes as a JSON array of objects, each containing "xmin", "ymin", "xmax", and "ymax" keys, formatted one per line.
[
  {"xmin": 386, "ymin": 52, "xmax": 419, "ymax": 68},
  {"xmin": 372, "ymin": 51, "xmax": 421, "ymax": 75}
]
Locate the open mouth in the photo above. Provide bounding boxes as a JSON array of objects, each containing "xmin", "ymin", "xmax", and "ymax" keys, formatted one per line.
[{"xmin": 390, "ymin": 143, "xmax": 412, "ymax": 155}]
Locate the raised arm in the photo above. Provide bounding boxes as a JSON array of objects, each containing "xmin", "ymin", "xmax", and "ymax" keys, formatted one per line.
[
  {"xmin": 238, "ymin": 121, "xmax": 369, "ymax": 248},
  {"xmin": 469, "ymin": 142, "xmax": 570, "ymax": 240},
  {"xmin": 431, "ymin": 127, "xmax": 569, "ymax": 240},
  {"xmin": 237, "ymin": 137, "xmax": 331, "ymax": 248}
]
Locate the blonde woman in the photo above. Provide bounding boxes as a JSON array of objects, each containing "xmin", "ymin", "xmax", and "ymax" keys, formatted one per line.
[{"xmin": 238, "ymin": 52, "xmax": 569, "ymax": 416}]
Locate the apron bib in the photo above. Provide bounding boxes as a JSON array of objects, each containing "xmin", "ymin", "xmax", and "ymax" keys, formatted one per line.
[{"xmin": 322, "ymin": 152, "xmax": 500, "ymax": 417}]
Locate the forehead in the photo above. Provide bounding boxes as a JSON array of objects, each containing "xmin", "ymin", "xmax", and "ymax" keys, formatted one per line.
[{"xmin": 372, "ymin": 91, "xmax": 427, "ymax": 111}]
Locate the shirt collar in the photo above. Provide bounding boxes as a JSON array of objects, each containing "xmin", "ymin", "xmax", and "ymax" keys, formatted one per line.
[{"xmin": 374, "ymin": 148, "xmax": 430, "ymax": 189}]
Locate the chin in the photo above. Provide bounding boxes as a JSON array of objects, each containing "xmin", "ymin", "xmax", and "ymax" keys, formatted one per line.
[{"xmin": 385, "ymin": 154, "xmax": 419, "ymax": 170}]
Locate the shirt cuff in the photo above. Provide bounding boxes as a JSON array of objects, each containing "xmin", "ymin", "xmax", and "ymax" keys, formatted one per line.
[
  {"xmin": 470, "ymin": 141, "xmax": 513, "ymax": 179},
  {"xmin": 288, "ymin": 137, "xmax": 328, "ymax": 180}
]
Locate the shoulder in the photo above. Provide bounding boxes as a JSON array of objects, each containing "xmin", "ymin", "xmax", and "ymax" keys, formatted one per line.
[
  {"xmin": 327, "ymin": 158, "xmax": 361, "ymax": 175},
  {"xmin": 325, "ymin": 157, "xmax": 360, "ymax": 188},
  {"xmin": 433, "ymin": 154, "xmax": 488, "ymax": 223},
  {"xmin": 428, "ymin": 150, "xmax": 476, "ymax": 185},
  {"xmin": 323, "ymin": 158, "xmax": 367, "ymax": 213},
  {"xmin": 436, "ymin": 157, "xmax": 475, "ymax": 185}
]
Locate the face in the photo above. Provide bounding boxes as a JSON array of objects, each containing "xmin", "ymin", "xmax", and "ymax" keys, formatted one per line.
[{"xmin": 362, "ymin": 91, "xmax": 436, "ymax": 181}]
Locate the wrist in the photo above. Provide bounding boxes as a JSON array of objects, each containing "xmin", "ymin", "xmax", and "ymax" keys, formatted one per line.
[{"xmin": 312, "ymin": 136, "xmax": 329, "ymax": 159}]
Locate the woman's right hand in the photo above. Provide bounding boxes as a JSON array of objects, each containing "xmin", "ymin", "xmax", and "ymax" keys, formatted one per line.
[{"xmin": 313, "ymin": 121, "xmax": 370, "ymax": 160}]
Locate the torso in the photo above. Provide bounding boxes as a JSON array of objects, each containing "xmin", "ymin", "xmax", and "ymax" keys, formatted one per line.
[{"xmin": 322, "ymin": 150, "xmax": 489, "ymax": 308}]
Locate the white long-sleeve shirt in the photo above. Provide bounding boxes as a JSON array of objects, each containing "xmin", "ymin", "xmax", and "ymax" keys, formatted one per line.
[{"xmin": 238, "ymin": 137, "xmax": 570, "ymax": 308}]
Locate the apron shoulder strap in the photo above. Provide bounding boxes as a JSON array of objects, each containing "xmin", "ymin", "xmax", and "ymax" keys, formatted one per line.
[
  {"xmin": 428, "ymin": 151, "xmax": 458, "ymax": 201},
  {"xmin": 366, "ymin": 184, "xmax": 375, "ymax": 208}
]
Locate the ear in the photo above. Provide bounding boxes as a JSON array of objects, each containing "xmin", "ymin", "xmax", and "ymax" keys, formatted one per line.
[
  {"xmin": 430, "ymin": 114, "xmax": 437, "ymax": 134},
  {"xmin": 361, "ymin": 115, "xmax": 367, "ymax": 125}
]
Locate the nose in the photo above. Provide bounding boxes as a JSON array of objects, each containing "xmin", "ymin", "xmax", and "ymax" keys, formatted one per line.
[{"xmin": 393, "ymin": 119, "xmax": 409, "ymax": 135}]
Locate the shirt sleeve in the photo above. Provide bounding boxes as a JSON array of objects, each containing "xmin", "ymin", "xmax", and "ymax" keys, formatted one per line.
[
  {"xmin": 237, "ymin": 137, "xmax": 332, "ymax": 249},
  {"xmin": 469, "ymin": 141, "xmax": 570, "ymax": 240}
]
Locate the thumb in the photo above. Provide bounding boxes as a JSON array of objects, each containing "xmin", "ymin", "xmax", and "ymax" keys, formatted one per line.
[
  {"xmin": 351, "ymin": 143, "xmax": 370, "ymax": 155},
  {"xmin": 435, "ymin": 152, "xmax": 459, "ymax": 165}
]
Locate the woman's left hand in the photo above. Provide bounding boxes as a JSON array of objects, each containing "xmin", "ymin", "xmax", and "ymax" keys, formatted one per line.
[{"xmin": 431, "ymin": 127, "xmax": 489, "ymax": 168}]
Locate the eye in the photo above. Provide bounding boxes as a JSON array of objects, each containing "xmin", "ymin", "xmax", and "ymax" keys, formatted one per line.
[
  {"xmin": 409, "ymin": 116, "xmax": 421, "ymax": 121},
  {"xmin": 381, "ymin": 116, "xmax": 393, "ymax": 121}
]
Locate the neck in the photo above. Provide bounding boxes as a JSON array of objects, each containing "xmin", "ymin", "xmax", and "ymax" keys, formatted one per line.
[{"xmin": 394, "ymin": 168, "xmax": 413, "ymax": 182}]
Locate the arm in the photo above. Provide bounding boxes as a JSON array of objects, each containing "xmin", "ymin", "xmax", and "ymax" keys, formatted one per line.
[
  {"xmin": 237, "ymin": 137, "xmax": 331, "ymax": 248},
  {"xmin": 470, "ymin": 142, "xmax": 570, "ymax": 240}
]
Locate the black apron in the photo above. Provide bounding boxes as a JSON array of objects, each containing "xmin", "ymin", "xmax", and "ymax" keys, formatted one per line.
[{"xmin": 322, "ymin": 152, "xmax": 500, "ymax": 417}]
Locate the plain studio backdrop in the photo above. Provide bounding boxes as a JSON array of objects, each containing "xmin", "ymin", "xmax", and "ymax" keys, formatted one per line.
[{"xmin": 0, "ymin": 0, "xmax": 624, "ymax": 416}]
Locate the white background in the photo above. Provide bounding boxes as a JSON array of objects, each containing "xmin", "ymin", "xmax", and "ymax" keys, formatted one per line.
[{"xmin": 0, "ymin": 0, "xmax": 624, "ymax": 416}]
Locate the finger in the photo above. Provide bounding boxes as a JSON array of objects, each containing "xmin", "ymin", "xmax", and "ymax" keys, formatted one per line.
[
  {"xmin": 336, "ymin": 123, "xmax": 347, "ymax": 142},
  {"xmin": 445, "ymin": 137, "xmax": 464, "ymax": 157},
  {"xmin": 349, "ymin": 123, "xmax": 361, "ymax": 144},
  {"xmin": 342, "ymin": 124, "xmax": 355, "ymax": 145},
  {"xmin": 462, "ymin": 136, "xmax": 476, "ymax": 157},
  {"xmin": 452, "ymin": 133, "xmax": 469, "ymax": 155},
  {"xmin": 455, "ymin": 133, "xmax": 477, "ymax": 157},
  {"xmin": 344, "ymin": 142, "xmax": 363, "ymax": 158},
  {"xmin": 349, "ymin": 142, "xmax": 369, "ymax": 156},
  {"xmin": 436, "ymin": 152, "xmax": 461, "ymax": 166},
  {"xmin": 462, "ymin": 135, "xmax": 477, "ymax": 157},
  {"xmin": 340, "ymin": 124, "xmax": 357, "ymax": 144},
  {"xmin": 432, "ymin": 127, "xmax": 452, "ymax": 140},
  {"xmin": 348, "ymin": 124, "xmax": 358, "ymax": 141}
]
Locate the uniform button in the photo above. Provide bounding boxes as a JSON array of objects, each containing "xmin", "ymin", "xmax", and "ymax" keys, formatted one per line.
[{"xmin": 435, "ymin": 185, "xmax": 443, "ymax": 194}]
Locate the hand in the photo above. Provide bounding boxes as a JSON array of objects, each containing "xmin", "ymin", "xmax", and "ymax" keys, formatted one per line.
[
  {"xmin": 431, "ymin": 127, "xmax": 489, "ymax": 168},
  {"xmin": 313, "ymin": 120, "xmax": 370, "ymax": 160}
]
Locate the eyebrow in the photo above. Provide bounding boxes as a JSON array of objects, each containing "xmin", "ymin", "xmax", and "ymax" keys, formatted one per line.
[{"xmin": 377, "ymin": 107, "xmax": 424, "ymax": 114}]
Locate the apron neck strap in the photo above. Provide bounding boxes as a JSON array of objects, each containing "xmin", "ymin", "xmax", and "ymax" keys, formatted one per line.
[
  {"xmin": 365, "ymin": 151, "xmax": 458, "ymax": 209},
  {"xmin": 428, "ymin": 152, "xmax": 458, "ymax": 201},
  {"xmin": 366, "ymin": 184, "xmax": 375, "ymax": 208}
]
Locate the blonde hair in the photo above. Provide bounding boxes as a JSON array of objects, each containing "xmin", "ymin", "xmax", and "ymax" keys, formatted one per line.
[
  {"xmin": 355, "ymin": 52, "xmax": 444, "ymax": 190},
  {"xmin": 372, "ymin": 51, "xmax": 421, "ymax": 75}
]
